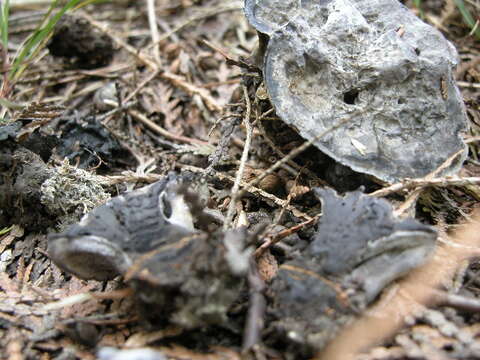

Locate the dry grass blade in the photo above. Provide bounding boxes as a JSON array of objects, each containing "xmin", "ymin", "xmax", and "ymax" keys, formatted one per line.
[{"xmin": 224, "ymin": 85, "xmax": 253, "ymax": 230}]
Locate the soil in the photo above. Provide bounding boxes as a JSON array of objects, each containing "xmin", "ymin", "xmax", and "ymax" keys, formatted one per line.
[{"xmin": 1, "ymin": 1, "xmax": 480, "ymax": 359}]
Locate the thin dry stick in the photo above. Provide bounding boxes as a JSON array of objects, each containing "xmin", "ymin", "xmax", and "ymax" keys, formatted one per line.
[
  {"xmin": 254, "ymin": 216, "xmax": 319, "ymax": 258},
  {"xmin": 101, "ymin": 168, "xmax": 310, "ymax": 220},
  {"xmin": 257, "ymin": 114, "xmax": 327, "ymax": 185},
  {"xmin": 371, "ymin": 176, "xmax": 480, "ymax": 198},
  {"xmin": 430, "ymin": 288, "xmax": 480, "ymax": 313},
  {"xmin": 224, "ymin": 85, "xmax": 254, "ymax": 230},
  {"xmin": 202, "ymin": 39, "xmax": 256, "ymax": 71},
  {"xmin": 43, "ymin": 288, "xmax": 133, "ymax": 311},
  {"xmin": 123, "ymin": 70, "xmax": 160, "ymax": 105},
  {"xmin": 273, "ymin": 171, "xmax": 301, "ymax": 225},
  {"xmin": 393, "ymin": 149, "xmax": 464, "ymax": 217},
  {"xmin": 161, "ymin": 72, "xmax": 222, "ymax": 112},
  {"xmin": 146, "ymin": 0, "xmax": 162, "ymax": 66},
  {"xmin": 128, "ymin": 109, "xmax": 209, "ymax": 146},
  {"xmin": 465, "ymin": 135, "xmax": 480, "ymax": 143},
  {"xmin": 371, "ymin": 149, "xmax": 465, "ymax": 197},
  {"xmin": 242, "ymin": 259, "xmax": 266, "ymax": 353}
]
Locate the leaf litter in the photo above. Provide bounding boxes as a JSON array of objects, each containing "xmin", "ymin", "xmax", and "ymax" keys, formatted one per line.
[{"xmin": 1, "ymin": 0, "xmax": 480, "ymax": 359}]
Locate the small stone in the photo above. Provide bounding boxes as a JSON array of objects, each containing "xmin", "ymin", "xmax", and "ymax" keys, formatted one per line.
[{"xmin": 48, "ymin": 14, "xmax": 113, "ymax": 69}]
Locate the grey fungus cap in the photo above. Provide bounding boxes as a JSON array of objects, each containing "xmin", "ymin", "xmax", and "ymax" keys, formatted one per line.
[{"xmin": 245, "ymin": 0, "xmax": 468, "ymax": 183}]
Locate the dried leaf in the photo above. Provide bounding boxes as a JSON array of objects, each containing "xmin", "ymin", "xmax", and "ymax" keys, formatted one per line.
[{"xmin": 142, "ymin": 81, "xmax": 183, "ymax": 132}]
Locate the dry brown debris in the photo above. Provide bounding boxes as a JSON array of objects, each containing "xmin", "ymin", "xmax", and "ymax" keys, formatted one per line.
[{"xmin": 1, "ymin": 0, "xmax": 480, "ymax": 359}]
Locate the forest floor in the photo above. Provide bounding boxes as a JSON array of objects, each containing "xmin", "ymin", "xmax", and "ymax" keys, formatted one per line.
[{"xmin": 1, "ymin": 0, "xmax": 480, "ymax": 359}]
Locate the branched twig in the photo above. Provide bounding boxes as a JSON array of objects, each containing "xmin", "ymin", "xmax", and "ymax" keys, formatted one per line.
[
  {"xmin": 254, "ymin": 216, "xmax": 319, "ymax": 258},
  {"xmin": 224, "ymin": 85, "xmax": 253, "ymax": 230},
  {"xmin": 371, "ymin": 176, "xmax": 480, "ymax": 197},
  {"xmin": 391, "ymin": 149, "xmax": 464, "ymax": 217}
]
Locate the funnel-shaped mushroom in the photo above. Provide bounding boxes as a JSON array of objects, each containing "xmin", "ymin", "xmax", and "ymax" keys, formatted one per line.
[{"xmin": 245, "ymin": 0, "xmax": 468, "ymax": 183}]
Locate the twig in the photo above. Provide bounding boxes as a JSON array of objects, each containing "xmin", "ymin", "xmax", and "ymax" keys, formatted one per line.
[
  {"xmin": 273, "ymin": 171, "xmax": 300, "ymax": 225},
  {"xmin": 146, "ymin": 0, "xmax": 161, "ymax": 66},
  {"xmin": 242, "ymin": 259, "xmax": 266, "ymax": 353},
  {"xmin": 370, "ymin": 176, "xmax": 480, "ymax": 198},
  {"xmin": 128, "ymin": 108, "xmax": 209, "ymax": 146},
  {"xmin": 42, "ymin": 288, "xmax": 133, "ymax": 311},
  {"xmin": 224, "ymin": 85, "xmax": 253, "ymax": 230},
  {"xmin": 146, "ymin": 2, "xmax": 243, "ymax": 49},
  {"xmin": 122, "ymin": 69, "xmax": 160, "ymax": 104},
  {"xmin": 76, "ymin": 316, "xmax": 138, "ymax": 326},
  {"xmin": 254, "ymin": 216, "xmax": 319, "ymax": 258},
  {"xmin": 392, "ymin": 149, "xmax": 464, "ymax": 217},
  {"xmin": 202, "ymin": 39, "xmax": 258, "ymax": 71},
  {"xmin": 457, "ymin": 81, "xmax": 480, "ymax": 89},
  {"xmin": 430, "ymin": 288, "xmax": 480, "ymax": 313},
  {"xmin": 43, "ymin": 293, "xmax": 95, "ymax": 311},
  {"xmin": 91, "ymin": 288, "xmax": 134, "ymax": 300},
  {"xmin": 256, "ymin": 116, "xmax": 327, "ymax": 185},
  {"xmin": 465, "ymin": 135, "xmax": 480, "ymax": 143},
  {"xmin": 372, "ymin": 150, "xmax": 466, "ymax": 197},
  {"xmin": 161, "ymin": 71, "xmax": 222, "ymax": 112}
]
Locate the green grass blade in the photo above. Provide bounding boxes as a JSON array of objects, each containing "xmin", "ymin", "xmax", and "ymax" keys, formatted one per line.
[
  {"xmin": 0, "ymin": 0, "xmax": 10, "ymax": 48},
  {"xmin": 413, "ymin": 0, "xmax": 425, "ymax": 19},
  {"xmin": 0, "ymin": 225, "xmax": 13, "ymax": 236},
  {"xmin": 7, "ymin": 0, "xmax": 107, "ymax": 81},
  {"xmin": 454, "ymin": 0, "xmax": 480, "ymax": 39},
  {"xmin": 74, "ymin": 0, "xmax": 110, "ymax": 9},
  {"xmin": 9, "ymin": 0, "xmax": 85, "ymax": 80}
]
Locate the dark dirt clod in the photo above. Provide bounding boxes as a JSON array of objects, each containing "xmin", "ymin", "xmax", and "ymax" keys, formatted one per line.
[
  {"xmin": 129, "ymin": 230, "xmax": 247, "ymax": 329},
  {"xmin": 0, "ymin": 127, "xmax": 56, "ymax": 230},
  {"xmin": 47, "ymin": 14, "xmax": 114, "ymax": 69},
  {"xmin": 56, "ymin": 116, "xmax": 134, "ymax": 170}
]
